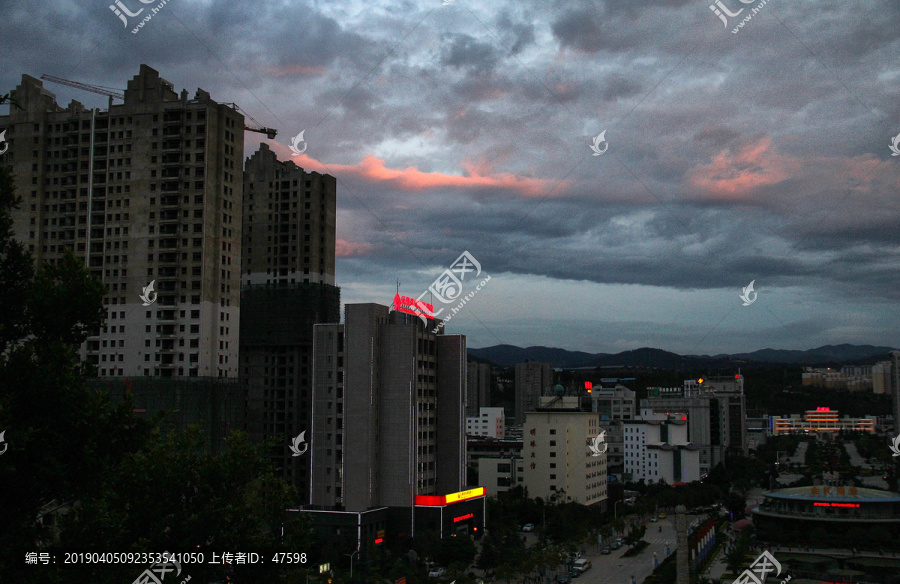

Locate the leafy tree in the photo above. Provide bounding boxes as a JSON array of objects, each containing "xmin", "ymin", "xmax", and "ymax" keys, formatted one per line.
[{"xmin": 0, "ymin": 166, "xmax": 314, "ymax": 583}]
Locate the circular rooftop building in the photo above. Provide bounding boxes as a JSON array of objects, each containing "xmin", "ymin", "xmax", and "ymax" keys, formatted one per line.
[{"xmin": 752, "ymin": 485, "xmax": 900, "ymax": 548}]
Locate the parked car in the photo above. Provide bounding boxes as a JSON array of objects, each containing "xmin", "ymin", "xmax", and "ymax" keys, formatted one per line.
[
  {"xmin": 428, "ymin": 567, "xmax": 446, "ymax": 578},
  {"xmin": 650, "ymin": 516, "xmax": 658, "ymax": 522},
  {"xmin": 601, "ymin": 547, "xmax": 611, "ymax": 555},
  {"xmin": 557, "ymin": 574, "xmax": 571, "ymax": 584},
  {"xmin": 573, "ymin": 559, "xmax": 592, "ymax": 573},
  {"xmin": 658, "ymin": 513, "xmax": 667, "ymax": 519},
  {"xmin": 522, "ymin": 523, "xmax": 535, "ymax": 532}
]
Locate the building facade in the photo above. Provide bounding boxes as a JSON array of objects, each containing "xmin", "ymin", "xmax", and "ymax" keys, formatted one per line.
[
  {"xmin": 309, "ymin": 303, "xmax": 466, "ymax": 511},
  {"xmin": 466, "ymin": 407, "xmax": 505, "ymax": 439},
  {"xmin": 522, "ymin": 397, "xmax": 607, "ymax": 506},
  {"xmin": 642, "ymin": 376, "xmax": 747, "ymax": 475},
  {"xmin": 240, "ymin": 142, "xmax": 340, "ymax": 500},
  {"xmin": 466, "ymin": 362, "xmax": 491, "ymax": 416},
  {"xmin": 515, "ymin": 361, "xmax": 552, "ymax": 425},
  {"xmin": 591, "ymin": 384, "xmax": 636, "ymax": 470},
  {"xmin": 771, "ymin": 408, "xmax": 876, "ymax": 435},
  {"xmin": 3, "ymin": 65, "xmax": 242, "ymax": 378},
  {"xmin": 624, "ymin": 413, "xmax": 701, "ymax": 484}
]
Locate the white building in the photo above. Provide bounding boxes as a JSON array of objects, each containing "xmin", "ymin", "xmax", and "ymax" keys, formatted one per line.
[
  {"xmin": 522, "ymin": 397, "xmax": 607, "ymax": 506},
  {"xmin": 466, "ymin": 407, "xmax": 505, "ymax": 439},
  {"xmin": 624, "ymin": 412, "xmax": 701, "ymax": 485}
]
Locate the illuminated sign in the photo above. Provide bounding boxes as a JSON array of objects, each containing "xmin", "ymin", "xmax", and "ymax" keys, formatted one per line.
[
  {"xmin": 445, "ymin": 487, "xmax": 486, "ymax": 504},
  {"xmin": 453, "ymin": 513, "xmax": 475, "ymax": 523},
  {"xmin": 415, "ymin": 487, "xmax": 486, "ymax": 506},
  {"xmin": 814, "ymin": 502, "xmax": 859, "ymax": 508},
  {"xmin": 374, "ymin": 538, "xmax": 384, "ymax": 544},
  {"xmin": 815, "ymin": 407, "xmax": 831, "ymax": 411},
  {"xmin": 585, "ymin": 381, "xmax": 593, "ymax": 390},
  {"xmin": 393, "ymin": 294, "xmax": 433, "ymax": 318}
]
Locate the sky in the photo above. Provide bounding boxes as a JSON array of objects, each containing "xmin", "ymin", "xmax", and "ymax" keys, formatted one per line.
[{"xmin": 2, "ymin": 0, "xmax": 900, "ymax": 355}]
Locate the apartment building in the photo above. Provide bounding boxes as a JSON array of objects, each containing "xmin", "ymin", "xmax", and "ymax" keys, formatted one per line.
[{"xmin": 2, "ymin": 65, "xmax": 242, "ymax": 377}]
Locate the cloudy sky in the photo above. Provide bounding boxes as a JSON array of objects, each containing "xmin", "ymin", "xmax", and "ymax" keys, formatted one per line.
[{"xmin": 3, "ymin": 0, "xmax": 900, "ymax": 355}]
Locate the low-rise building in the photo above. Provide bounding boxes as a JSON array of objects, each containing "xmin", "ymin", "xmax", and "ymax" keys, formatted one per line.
[
  {"xmin": 624, "ymin": 412, "xmax": 701, "ymax": 485},
  {"xmin": 771, "ymin": 408, "xmax": 875, "ymax": 435},
  {"xmin": 466, "ymin": 407, "xmax": 505, "ymax": 439}
]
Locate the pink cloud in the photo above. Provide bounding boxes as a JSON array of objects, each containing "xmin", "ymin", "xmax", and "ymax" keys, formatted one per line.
[
  {"xmin": 336, "ymin": 239, "xmax": 373, "ymax": 257},
  {"xmin": 271, "ymin": 147, "xmax": 562, "ymax": 197},
  {"xmin": 687, "ymin": 137, "xmax": 801, "ymax": 199}
]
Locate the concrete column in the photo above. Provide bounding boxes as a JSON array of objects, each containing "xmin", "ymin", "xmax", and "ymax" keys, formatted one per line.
[{"xmin": 675, "ymin": 504, "xmax": 689, "ymax": 584}]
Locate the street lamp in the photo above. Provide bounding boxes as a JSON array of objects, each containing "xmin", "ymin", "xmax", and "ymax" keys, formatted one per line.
[{"xmin": 345, "ymin": 549, "xmax": 359, "ymax": 579}]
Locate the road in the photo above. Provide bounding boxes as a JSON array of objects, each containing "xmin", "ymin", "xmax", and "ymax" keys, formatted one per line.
[{"xmin": 564, "ymin": 515, "xmax": 706, "ymax": 584}]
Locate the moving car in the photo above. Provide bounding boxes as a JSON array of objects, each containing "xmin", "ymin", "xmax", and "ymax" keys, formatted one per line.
[
  {"xmin": 658, "ymin": 513, "xmax": 667, "ymax": 519},
  {"xmin": 650, "ymin": 516, "xmax": 658, "ymax": 522},
  {"xmin": 428, "ymin": 567, "xmax": 446, "ymax": 578},
  {"xmin": 522, "ymin": 523, "xmax": 535, "ymax": 532},
  {"xmin": 601, "ymin": 547, "xmax": 611, "ymax": 555}
]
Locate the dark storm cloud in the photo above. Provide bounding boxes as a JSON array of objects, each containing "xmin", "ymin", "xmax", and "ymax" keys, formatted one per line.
[{"xmin": 440, "ymin": 33, "xmax": 501, "ymax": 75}]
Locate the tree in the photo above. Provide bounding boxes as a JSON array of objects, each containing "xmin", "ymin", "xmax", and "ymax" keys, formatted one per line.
[{"xmin": 0, "ymin": 166, "xmax": 314, "ymax": 583}]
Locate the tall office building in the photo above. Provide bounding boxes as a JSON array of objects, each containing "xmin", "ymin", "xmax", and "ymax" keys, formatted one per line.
[
  {"xmin": 310, "ymin": 303, "xmax": 466, "ymax": 510},
  {"xmin": 2, "ymin": 65, "xmax": 242, "ymax": 377},
  {"xmin": 515, "ymin": 361, "xmax": 552, "ymax": 424},
  {"xmin": 466, "ymin": 361, "xmax": 491, "ymax": 416},
  {"xmin": 240, "ymin": 143, "xmax": 340, "ymax": 499}
]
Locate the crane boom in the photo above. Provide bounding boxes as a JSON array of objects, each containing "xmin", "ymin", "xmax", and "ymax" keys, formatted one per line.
[
  {"xmin": 40, "ymin": 75, "xmax": 276, "ymax": 139},
  {"xmin": 40, "ymin": 74, "xmax": 124, "ymax": 100}
]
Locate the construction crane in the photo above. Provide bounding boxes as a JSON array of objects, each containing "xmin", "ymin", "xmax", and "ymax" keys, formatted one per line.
[
  {"xmin": 40, "ymin": 74, "xmax": 277, "ymax": 139},
  {"xmin": 226, "ymin": 103, "xmax": 277, "ymax": 139}
]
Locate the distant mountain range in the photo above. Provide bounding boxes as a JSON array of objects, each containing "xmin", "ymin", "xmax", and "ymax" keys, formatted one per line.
[{"xmin": 467, "ymin": 344, "xmax": 898, "ymax": 369}]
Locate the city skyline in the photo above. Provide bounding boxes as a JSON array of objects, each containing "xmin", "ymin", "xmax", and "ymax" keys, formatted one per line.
[{"xmin": 2, "ymin": 1, "xmax": 900, "ymax": 355}]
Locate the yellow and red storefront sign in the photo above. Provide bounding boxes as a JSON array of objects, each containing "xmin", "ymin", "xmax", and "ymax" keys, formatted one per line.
[{"xmin": 414, "ymin": 487, "xmax": 485, "ymax": 507}]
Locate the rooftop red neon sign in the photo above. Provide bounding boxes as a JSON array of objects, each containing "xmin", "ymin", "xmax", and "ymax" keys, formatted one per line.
[
  {"xmin": 393, "ymin": 294, "xmax": 434, "ymax": 318},
  {"xmin": 813, "ymin": 502, "xmax": 859, "ymax": 508}
]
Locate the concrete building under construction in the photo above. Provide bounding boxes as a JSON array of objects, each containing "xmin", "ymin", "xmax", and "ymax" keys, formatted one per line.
[
  {"xmin": 1, "ymin": 65, "xmax": 244, "ymax": 378},
  {"xmin": 239, "ymin": 143, "xmax": 339, "ymax": 502}
]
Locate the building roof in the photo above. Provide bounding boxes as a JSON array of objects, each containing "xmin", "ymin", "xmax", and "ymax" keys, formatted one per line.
[{"xmin": 761, "ymin": 485, "xmax": 900, "ymax": 503}]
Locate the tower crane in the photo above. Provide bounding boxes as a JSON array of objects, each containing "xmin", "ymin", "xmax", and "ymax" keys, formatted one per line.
[{"xmin": 39, "ymin": 74, "xmax": 277, "ymax": 139}]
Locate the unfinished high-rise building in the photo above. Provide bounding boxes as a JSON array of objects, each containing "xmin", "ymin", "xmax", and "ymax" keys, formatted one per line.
[
  {"xmin": 240, "ymin": 143, "xmax": 339, "ymax": 500},
  {"xmin": 1, "ymin": 65, "xmax": 242, "ymax": 378}
]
